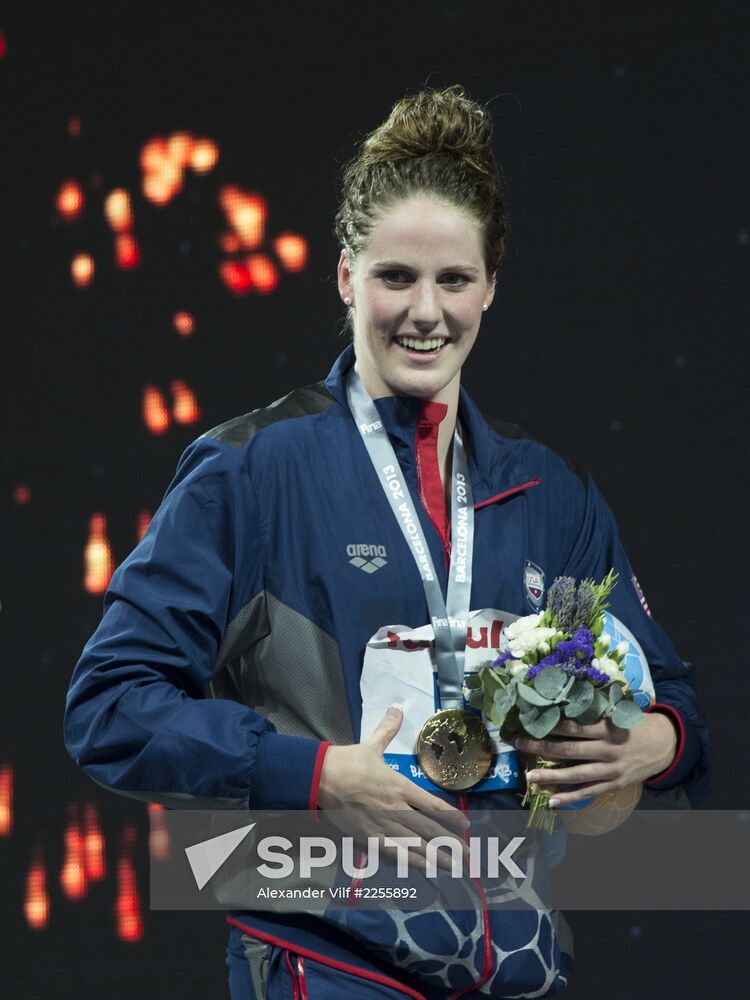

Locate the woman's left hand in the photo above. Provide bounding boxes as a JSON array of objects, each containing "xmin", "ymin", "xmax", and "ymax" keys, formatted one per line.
[{"xmin": 514, "ymin": 712, "xmax": 678, "ymax": 808}]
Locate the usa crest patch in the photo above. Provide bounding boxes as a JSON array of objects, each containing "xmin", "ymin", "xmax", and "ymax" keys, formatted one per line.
[{"xmin": 524, "ymin": 560, "xmax": 545, "ymax": 611}]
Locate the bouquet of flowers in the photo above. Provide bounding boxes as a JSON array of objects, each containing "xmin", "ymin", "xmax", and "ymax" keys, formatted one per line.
[{"xmin": 464, "ymin": 570, "xmax": 644, "ymax": 832}]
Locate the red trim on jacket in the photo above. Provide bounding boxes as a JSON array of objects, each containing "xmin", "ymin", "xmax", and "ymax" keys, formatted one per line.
[
  {"xmin": 644, "ymin": 703, "xmax": 685, "ymax": 784},
  {"xmin": 445, "ymin": 794, "xmax": 494, "ymax": 1000},
  {"xmin": 226, "ymin": 917, "xmax": 428, "ymax": 999},
  {"xmin": 308, "ymin": 741, "xmax": 332, "ymax": 811},
  {"xmin": 284, "ymin": 949, "xmax": 301, "ymax": 1000},
  {"xmin": 415, "ymin": 401, "xmax": 451, "ymax": 555},
  {"xmin": 297, "ymin": 955, "xmax": 309, "ymax": 1000},
  {"xmin": 474, "ymin": 477, "xmax": 542, "ymax": 510}
]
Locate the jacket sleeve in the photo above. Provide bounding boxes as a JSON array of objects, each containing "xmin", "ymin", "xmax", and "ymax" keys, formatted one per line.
[
  {"xmin": 64, "ymin": 437, "xmax": 329, "ymax": 811},
  {"xmin": 557, "ymin": 468, "xmax": 711, "ymax": 807}
]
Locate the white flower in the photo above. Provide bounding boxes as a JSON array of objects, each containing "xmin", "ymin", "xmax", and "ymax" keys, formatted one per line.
[
  {"xmin": 510, "ymin": 661, "xmax": 528, "ymax": 678},
  {"xmin": 505, "ymin": 613, "xmax": 542, "ymax": 640},
  {"xmin": 616, "ymin": 640, "xmax": 630, "ymax": 658},
  {"xmin": 503, "ymin": 613, "xmax": 557, "ymax": 659},
  {"xmin": 599, "ymin": 632, "xmax": 612, "ymax": 650},
  {"xmin": 592, "ymin": 656, "xmax": 627, "ymax": 683}
]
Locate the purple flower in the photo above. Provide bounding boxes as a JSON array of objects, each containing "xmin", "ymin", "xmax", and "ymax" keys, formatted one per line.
[{"xmin": 493, "ymin": 650, "xmax": 517, "ymax": 669}]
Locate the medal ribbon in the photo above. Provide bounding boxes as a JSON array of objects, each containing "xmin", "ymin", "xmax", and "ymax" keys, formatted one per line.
[{"xmin": 347, "ymin": 367, "xmax": 474, "ymax": 709}]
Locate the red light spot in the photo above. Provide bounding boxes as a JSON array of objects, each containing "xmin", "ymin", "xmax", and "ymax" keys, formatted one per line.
[
  {"xmin": 136, "ymin": 509, "xmax": 152, "ymax": 541},
  {"xmin": 116, "ymin": 830, "xmax": 143, "ymax": 942},
  {"xmin": 60, "ymin": 804, "xmax": 88, "ymax": 901},
  {"xmin": 83, "ymin": 803, "xmax": 106, "ymax": 881},
  {"xmin": 25, "ymin": 850, "xmax": 49, "ymax": 930},
  {"xmin": 0, "ymin": 32, "xmax": 7, "ymax": 60},
  {"xmin": 246, "ymin": 254, "xmax": 279, "ymax": 293},
  {"xmin": 172, "ymin": 311, "xmax": 195, "ymax": 337},
  {"xmin": 0, "ymin": 764, "xmax": 13, "ymax": 837},
  {"xmin": 13, "ymin": 484, "xmax": 31, "ymax": 505},
  {"xmin": 84, "ymin": 513, "xmax": 114, "ymax": 594},
  {"xmin": 220, "ymin": 232, "xmax": 241, "ymax": 254},
  {"xmin": 115, "ymin": 233, "xmax": 140, "ymax": 269},
  {"xmin": 171, "ymin": 380, "xmax": 201, "ymax": 425},
  {"xmin": 142, "ymin": 386, "xmax": 170, "ymax": 435},
  {"xmin": 219, "ymin": 259, "xmax": 253, "ymax": 295},
  {"xmin": 57, "ymin": 180, "xmax": 84, "ymax": 221},
  {"xmin": 67, "ymin": 117, "xmax": 82, "ymax": 138},
  {"xmin": 71, "ymin": 253, "xmax": 94, "ymax": 288},
  {"xmin": 148, "ymin": 803, "xmax": 170, "ymax": 861}
]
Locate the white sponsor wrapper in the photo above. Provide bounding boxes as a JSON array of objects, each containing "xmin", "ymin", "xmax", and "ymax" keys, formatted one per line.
[
  {"xmin": 360, "ymin": 609, "xmax": 522, "ymax": 793},
  {"xmin": 360, "ymin": 608, "xmax": 655, "ymax": 795}
]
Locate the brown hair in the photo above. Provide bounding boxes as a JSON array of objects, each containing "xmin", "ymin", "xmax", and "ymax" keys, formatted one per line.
[{"xmin": 335, "ymin": 85, "xmax": 508, "ymax": 278}]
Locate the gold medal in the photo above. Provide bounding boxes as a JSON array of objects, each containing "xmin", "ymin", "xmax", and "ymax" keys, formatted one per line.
[{"xmin": 416, "ymin": 708, "xmax": 493, "ymax": 791}]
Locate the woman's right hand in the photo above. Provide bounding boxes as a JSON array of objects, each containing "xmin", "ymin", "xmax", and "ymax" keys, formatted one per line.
[{"xmin": 317, "ymin": 704, "xmax": 469, "ymax": 869}]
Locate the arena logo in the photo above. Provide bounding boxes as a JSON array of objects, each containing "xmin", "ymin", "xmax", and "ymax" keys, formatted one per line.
[{"xmin": 347, "ymin": 543, "xmax": 388, "ymax": 574}]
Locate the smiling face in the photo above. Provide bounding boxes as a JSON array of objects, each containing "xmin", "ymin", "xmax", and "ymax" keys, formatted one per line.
[{"xmin": 337, "ymin": 195, "xmax": 495, "ymax": 404}]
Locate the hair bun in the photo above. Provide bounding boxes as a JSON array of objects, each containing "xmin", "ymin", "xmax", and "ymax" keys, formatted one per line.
[{"xmin": 363, "ymin": 85, "xmax": 493, "ymax": 174}]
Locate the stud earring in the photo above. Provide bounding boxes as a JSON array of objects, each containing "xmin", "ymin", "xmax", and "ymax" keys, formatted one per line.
[
  {"xmin": 482, "ymin": 304, "xmax": 489, "ymax": 312},
  {"xmin": 343, "ymin": 297, "xmax": 352, "ymax": 306}
]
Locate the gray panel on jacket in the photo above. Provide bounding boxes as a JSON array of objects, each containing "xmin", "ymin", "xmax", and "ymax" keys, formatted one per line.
[{"xmin": 235, "ymin": 593, "xmax": 354, "ymax": 745}]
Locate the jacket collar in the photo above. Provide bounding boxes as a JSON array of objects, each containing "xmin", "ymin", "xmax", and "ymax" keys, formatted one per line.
[{"xmin": 325, "ymin": 345, "xmax": 537, "ymax": 506}]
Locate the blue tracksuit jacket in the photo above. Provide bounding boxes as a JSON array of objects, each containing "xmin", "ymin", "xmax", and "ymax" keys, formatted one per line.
[{"xmin": 64, "ymin": 345, "xmax": 710, "ymax": 998}]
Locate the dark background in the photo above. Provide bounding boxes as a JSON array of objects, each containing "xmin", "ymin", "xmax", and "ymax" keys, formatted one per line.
[{"xmin": 1, "ymin": 1, "xmax": 748, "ymax": 996}]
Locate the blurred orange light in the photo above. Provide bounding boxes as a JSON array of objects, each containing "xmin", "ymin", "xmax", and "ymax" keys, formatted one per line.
[
  {"xmin": 220, "ymin": 232, "xmax": 241, "ymax": 254},
  {"xmin": 219, "ymin": 186, "xmax": 266, "ymax": 249},
  {"xmin": 13, "ymin": 484, "xmax": 31, "ymax": 505},
  {"xmin": 67, "ymin": 117, "xmax": 82, "ymax": 138},
  {"xmin": 172, "ymin": 311, "xmax": 195, "ymax": 337},
  {"xmin": 116, "ymin": 853, "xmax": 143, "ymax": 942},
  {"xmin": 83, "ymin": 803, "xmax": 106, "ymax": 881},
  {"xmin": 147, "ymin": 803, "xmax": 170, "ymax": 861},
  {"xmin": 60, "ymin": 804, "xmax": 87, "ymax": 901},
  {"xmin": 0, "ymin": 764, "xmax": 13, "ymax": 837},
  {"xmin": 24, "ymin": 851, "xmax": 49, "ymax": 930},
  {"xmin": 140, "ymin": 137, "xmax": 170, "ymax": 175},
  {"xmin": 190, "ymin": 138, "xmax": 219, "ymax": 175},
  {"xmin": 167, "ymin": 131, "xmax": 194, "ymax": 168},
  {"xmin": 171, "ymin": 381, "xmax": 201, "ymax": 425},
  {"xmin": 274, "ymin": 233, "xmax": 308, "ymax": 272},
  {"xmin": 136, "ymin": 509, "xmax": 152, "ymax": 541},
  {"xmin": 142, "ymin": 173, "xmax": 182, "ymax": 206},
  {"xmin": 219, "ymin": 260, "xmax": 253, "ymax": 295},
  {"xmin": 142, "ymin": 385, "xmax": 170, "ymax": 435},
  {"xmin": 84, "ymin": 513, "xmax": 114, "ymax": 594},
  {"xmin": 56, "ymin": 180, "xmax": 84, "ymax": 221},
  {"xmin": 104, "ymin": 189, "xmax": 133, "ymax": 232},
  {"xmin": 246, "ymin": 254, "xmax": 279, "ymax": 293},
  {"xmin": 71, "ymin": 253, "xmax": 94, "ymax": 288},
  {"xmin": 115, "ymin": 233, "xmax": 140, "ymax": 269}
]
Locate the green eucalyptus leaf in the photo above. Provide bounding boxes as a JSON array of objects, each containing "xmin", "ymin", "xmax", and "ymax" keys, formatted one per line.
[
  {"xmin": 466, "ymin": 688, "xmax": 484, "ymax": 710},
  {"xmin": 493, "ymin": 687, "xmax": 514, "ymax": 716},
  {"xmin": 522, "ymin": 705, "xmax": 561, "ymax": 739},
  {"xmin": 611, "ymin": 699, "xmax": 645, "ymax": 729},
  {"xmin": 518, "ymin": 704, "xmax": 541, "ymax": 728},
  {"xmin": 607, "ymin": 683, "xmax": 624, "ymax": 708},
  {"xmin": 563, "ymin": 680, "xmax": 594, "ymax": 717},
  {"xmin": 516, "ymin": 683, "xmax": 554, "ymax": 707},
  {"xmin": 574, "ymin": 689, "xmax": 608, "ymax": 726},
  {"xmin": 534, "ymin": 665, "xmax": 567, "ymax": 700},
  {"xmin": 464, "ymin": 673, "xmax": 482, "ymax": 690}
]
